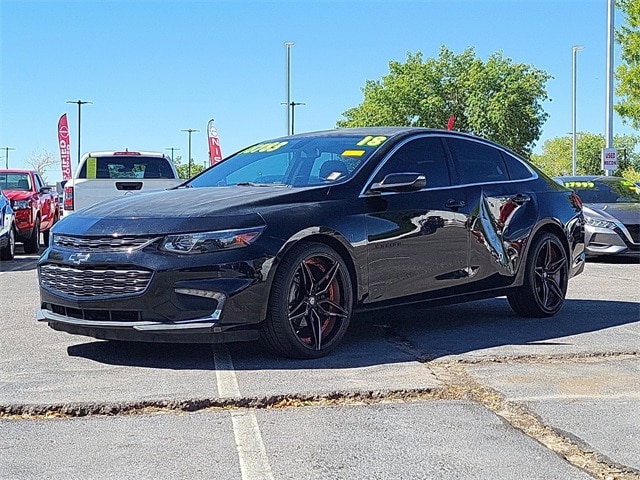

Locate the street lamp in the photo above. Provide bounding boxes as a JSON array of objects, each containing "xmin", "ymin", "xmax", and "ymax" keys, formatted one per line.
[
  {"xmin": 2, "ymin": 147, "xmax": 15, "ymax": 169},
  {"xmin": 66, "ymin": 99, "xmax": 92, "ymax": 165},
  {"xmin": 165, "ymin": 147, "xmax": 180, "ymax": 163},
  {"xmin": 572, "ymin": 45, "xmax": 584, "ymax": 176},
  {"xmin": 284, "ymin": 41, "xmax": 295, "ymax": 135},
  {"xmin": 181, "ymin": 129, "xmax": 199, "ymax": 178}
]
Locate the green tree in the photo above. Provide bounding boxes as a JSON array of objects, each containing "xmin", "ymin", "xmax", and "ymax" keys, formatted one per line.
[
  {"xmin": 172, "ymin": 155, "xmax": 205, "ymax": 179},
  {"xmin": 615, "ymin": 0, "xmax": 640, "ymax": 128},
  {"xmin": 531, "ymin": 133, "xmax": 639, "ymax": 177},
  {"xmin": 337, "ymin": 46, "xmax": 552, "ymax": 157}
]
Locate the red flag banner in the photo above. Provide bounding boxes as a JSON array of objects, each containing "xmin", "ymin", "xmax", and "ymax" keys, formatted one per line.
[
  {"xmin": 207, "ymin": 119, "xmax": 223, "ymax": 166},
  {"xmin": 447, "ymin": 115, "xmax": 456, "ymax": 131},
  {"xmin": 58, "ymin": 114, "xmax": 73, "ymax": 180}
]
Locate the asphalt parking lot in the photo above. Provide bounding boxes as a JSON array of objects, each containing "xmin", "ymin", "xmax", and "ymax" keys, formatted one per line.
[{"xmin": 1, "ymin": 252, "xmax": 638, "ymax": 480}]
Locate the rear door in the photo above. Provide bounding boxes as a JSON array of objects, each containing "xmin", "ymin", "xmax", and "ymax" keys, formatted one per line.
[{"xmin": 443, "ymin": 137, "xmax": 539, "ymax": 289}]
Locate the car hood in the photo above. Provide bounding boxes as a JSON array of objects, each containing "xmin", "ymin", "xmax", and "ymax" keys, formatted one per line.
[
  {"xmin": 3, "ymin": 190, "xmax": 31, "ymax": 201},
  {"xmin": 586, "ymin": 202, "xmax": 640, "ymax": 224},
  {"xmin": 54, "ymin": 185, "xmax": 329, "ymax": 236}
]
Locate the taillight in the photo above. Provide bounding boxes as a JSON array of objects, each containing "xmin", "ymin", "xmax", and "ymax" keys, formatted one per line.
[
  {"xmin": 63, "ymin": 186, "xmax": 74, "ymax": 210},
  {"xmin": 570, "ymin": 191, "xmax": 583, "ymax": 210}
]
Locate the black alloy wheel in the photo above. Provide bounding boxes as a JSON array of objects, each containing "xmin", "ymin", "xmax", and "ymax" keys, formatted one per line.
[
  {"xmin": 508, "ymin": 232, "xmax": 568, "ymax": 317},
  {"xmin": 261, "ymin": 242, "xmax": 353, "ymax": 359},
  {"xmin": 23, "ymin": 218, "xmax": 40, "ymax": 254},
  {"xmin": 0, "ymin": 225, "xmax": 15, "ymax": 260}
]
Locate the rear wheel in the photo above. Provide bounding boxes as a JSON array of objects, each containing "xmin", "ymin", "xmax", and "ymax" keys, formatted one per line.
[
  {"xmin": 260, "ymin": 243, "xmax": 353, "ymax": 359},
  {"xmin": 508, "ymin": 232, "xmax": 568, "ymax": 317},
  {"xmin": 23, "ymin": 218, "xmax": 40, "ymax": 254},
  {"xmin": 0, "ymin": 225, "xmax": 15, "ymax": 260}
]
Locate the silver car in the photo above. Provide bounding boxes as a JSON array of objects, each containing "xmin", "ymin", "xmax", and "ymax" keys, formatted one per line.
[{"xmin": 555, "ymin": 176, "xmax": 640, "ymax": 257}]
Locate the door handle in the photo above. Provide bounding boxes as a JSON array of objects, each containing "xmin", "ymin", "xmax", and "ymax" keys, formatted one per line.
[{"xmin": 445, "ymin": 199, "xmax": 466, "ymax": 210}]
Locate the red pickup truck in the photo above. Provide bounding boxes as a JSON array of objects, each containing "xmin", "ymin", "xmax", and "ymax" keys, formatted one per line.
[{"xmin": 0, "ymin": 169, "xmax": 60, "ymax": 254}]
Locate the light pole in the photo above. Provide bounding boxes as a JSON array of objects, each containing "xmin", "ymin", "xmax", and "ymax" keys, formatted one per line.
[
  {"xmin": 284, "ymin": 41, "xmax": 294, "ymax": 135},
  {"xmin": 165, "ymin": 147, "xmax": 180, "ymax": 164},
  {"xmin": 181, "ymin": 129, "xmax": 199, "ymax": 178},
  {"xmin": 572, "ymin": 46, "xmax": 584, "ymax": 176},
  {"xmin": 290, "ymin": 101, "xmax": 306, "ymax": 135},
  {"xmin": 2, "ymin": 147, "xmax": 15, "ymax": 169},
  {"xmin": 66, "ymin": 99, "xmax": 92, "ymax": 165},
  {"xmin": 605, "ymin": 0, "xmax": 615, "ymax": 176}
]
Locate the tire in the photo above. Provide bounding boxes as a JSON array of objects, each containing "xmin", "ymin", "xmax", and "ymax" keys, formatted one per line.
[
  {"xmin": 42, "ymin": 212, "xmax": 59, "ymax": 247},
  {"xmin": 260, "ymin": 242, "xmax": 353, "ymax": 359},
  {"xmin": 23, "ymin": 218, "xmax": 40, "ymax": 254},
  {"xmin": 0, "ymin": 226, "xmax": 15, "ymax": 261},
  {"xmin": 508, "ymin": 232, "xmax": 568, "ymax": 317}
]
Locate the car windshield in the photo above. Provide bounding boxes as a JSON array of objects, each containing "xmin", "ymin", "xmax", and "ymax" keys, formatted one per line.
[
  {"xmin": 562, "ymin": 179, "xmax": 640, "ymax": 203},
  {"xmin": 0, "ymin": 173, "xmax": 31, "ymax": 191},
  {"xmin": 187, "ymin": 134, "xmax": 389, "ymax": 188}
]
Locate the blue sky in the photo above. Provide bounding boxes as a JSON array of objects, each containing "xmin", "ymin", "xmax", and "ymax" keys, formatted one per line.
[{"xmin": 1, "ymin": 0, "xmax": 636, "ymax": 181}]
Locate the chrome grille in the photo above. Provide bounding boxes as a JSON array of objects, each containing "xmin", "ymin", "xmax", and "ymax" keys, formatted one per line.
[
  {"xmin": 39, "ymin": 264, "xmax": 153, "ymax": 298},
  {"xmin": 53, "ymin": 234, "xmax": 160, "ymax": 251}
]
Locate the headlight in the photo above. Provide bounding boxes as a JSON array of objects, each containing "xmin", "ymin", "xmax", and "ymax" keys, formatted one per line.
[
  {"xmin": 585, "ymin": 217, "xmax": 617, "ymax": 229},
  {"xmin": 159, "ymin": 226, "xmax": 265, "ymax": 254},
  {"xmin": 12, "ymin": 200, "xmax": 30, "ymax": 210}
]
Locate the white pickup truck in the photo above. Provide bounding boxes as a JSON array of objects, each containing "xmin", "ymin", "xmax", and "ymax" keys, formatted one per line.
[{"xmin": 63, "ymin": 151, "xmax": 183, "ymax": 213}]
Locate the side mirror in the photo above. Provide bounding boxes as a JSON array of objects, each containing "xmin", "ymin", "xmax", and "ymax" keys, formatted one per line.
[
  {"xmin": 40, "ymin": 186, "xmax": 52, "ymax": 194},
  {"xmin": 369, "ymin": 173, "xmax": 426, "ymax": 193}
]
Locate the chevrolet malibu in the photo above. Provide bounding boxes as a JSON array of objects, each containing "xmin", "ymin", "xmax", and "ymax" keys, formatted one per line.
[{"xmin": 37, "ymin": 128, "xmax": 585, "ymax": 358}]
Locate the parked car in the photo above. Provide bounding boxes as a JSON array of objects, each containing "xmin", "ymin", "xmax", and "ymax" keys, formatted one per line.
[
  {"xmin": 62, "ymin": 151, "xmax": 182, "ymax": 213},
  {"xmin": 0, "ymin": 169, "xmax": 60, "ymax": 253},
  {"xmin": 0, "ymin": 186, "xmax": 15, "ymax": 260},
  {"xmin": 554, "ymin": 175, "xmax": 640, "ymax": 258},
  {"xmin": 37, "ymin": 128, "xmax": 585, "ymax": 358}
]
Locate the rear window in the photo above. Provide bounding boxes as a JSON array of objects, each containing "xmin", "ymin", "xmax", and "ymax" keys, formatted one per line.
[{"xmin": 78, "ymin": 156, "xmax": 176, "ymax": 179}]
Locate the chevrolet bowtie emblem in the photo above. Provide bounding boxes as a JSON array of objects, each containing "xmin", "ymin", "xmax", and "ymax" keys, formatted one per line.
[{"xmin": 68, "ymin": 253, "xmax": 91, "ymax": 265}]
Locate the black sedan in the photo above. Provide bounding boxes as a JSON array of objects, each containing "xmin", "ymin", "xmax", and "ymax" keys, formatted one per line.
[
  {"xmin": 554, "ymin": 175, "xmax": 640, "ymax": 257},
  {"xmin": 37, "ymin": 128, "xmax": 585, "ymax": 358}
]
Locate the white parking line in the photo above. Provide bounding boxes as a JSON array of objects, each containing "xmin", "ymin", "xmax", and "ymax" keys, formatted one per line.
[{"xmin": 213, "ymin": 345, "xmax": 275, "ymax": 480}]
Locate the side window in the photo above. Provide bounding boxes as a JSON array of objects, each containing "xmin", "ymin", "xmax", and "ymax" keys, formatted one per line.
[
  {"xmin": 372, "ymin": 137, "xmax": 450, "ymax": 188},
  {"xmin": 447, "ymin": 138, "xmax": 509, "ymax": 184},
  {"xmin": 34, "ymin": 174, "xmax": 44, "ymax": 190},
  {"xmin": 501, "ymin": 152, "xmax": 533, "ymax": 180}
]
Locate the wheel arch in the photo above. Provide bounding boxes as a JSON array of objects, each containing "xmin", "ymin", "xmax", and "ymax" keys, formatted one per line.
[
  {"xmin": 258, "ymin": 229, "xmax": 361, "ymax": 320},
  {"xmin": 516, "ymin": 219, "xmax": 571, "ymax": 285}
]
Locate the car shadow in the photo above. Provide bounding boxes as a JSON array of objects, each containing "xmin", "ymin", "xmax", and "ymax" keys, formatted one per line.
[{"xmin": 67, "ymin": 297, "xmax": 640, "ymax": 370}]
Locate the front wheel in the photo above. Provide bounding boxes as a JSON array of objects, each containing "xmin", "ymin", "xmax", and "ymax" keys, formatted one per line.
[
  {"xmin": 42, "ymin": 212, "xmax": 59, "ymax": 247},
  {"xmin": 260, "ymin": 243, "xmax": 353, "ymax": 359},
  {"xmin": 23, "ymin": 218, "xmax": 40, "ymax": 254},
  {"xmin": 508, "ymin": 232, "xmax": 568, "ymax": 317},
  {"xmin": 0, "ymin": 226, "xmax": 15, "ymax": 260}
]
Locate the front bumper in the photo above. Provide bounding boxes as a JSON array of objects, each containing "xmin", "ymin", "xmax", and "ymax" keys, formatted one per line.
[
  {"xmin": 585, "ymin": 225, "xmax": 640, "ymax": 257},
  {"xmin": 37, "ymin": 244, "xmax": 274, "ymax": 344},
  {"xmin": 36, "ymin": 307, "xmax": 259, "ymax": 343}
]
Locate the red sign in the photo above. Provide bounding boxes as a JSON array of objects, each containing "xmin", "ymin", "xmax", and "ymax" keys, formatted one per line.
[
  {"xmin": 207, "ymin": 119, "xmax": 223, "ymax": 166},
  {"xmin": 447, "ymin": 115, "xmax": 456, "ymax": 131},
  {"xmin": 58, "ymin": 114, "xmax": 73, "ymax": 180}
]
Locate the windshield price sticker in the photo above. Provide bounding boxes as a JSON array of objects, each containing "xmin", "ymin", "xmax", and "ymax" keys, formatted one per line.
[
  {"xmin": 356, "ymin": 136, "xmax": 387, "ymax": 147},
  {"xmin": 86, "ymin": 157, "xmax": 97, "ymax": 179},
  {"xmin": 564, "ymin": 181, "xmax": 595, "ymax": 189},
  {"xmin": 241, "ymin": 141, "xmax": 289, "ymax": 154},
  {"xmin": 341, "ymin": 149, "xmax": 365, "ymax": 157}
]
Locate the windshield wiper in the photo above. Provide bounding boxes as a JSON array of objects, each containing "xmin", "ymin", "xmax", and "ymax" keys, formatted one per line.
[{"xmin": 235, "ymin": 182, "xmax": 289, "ymax": 187}]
